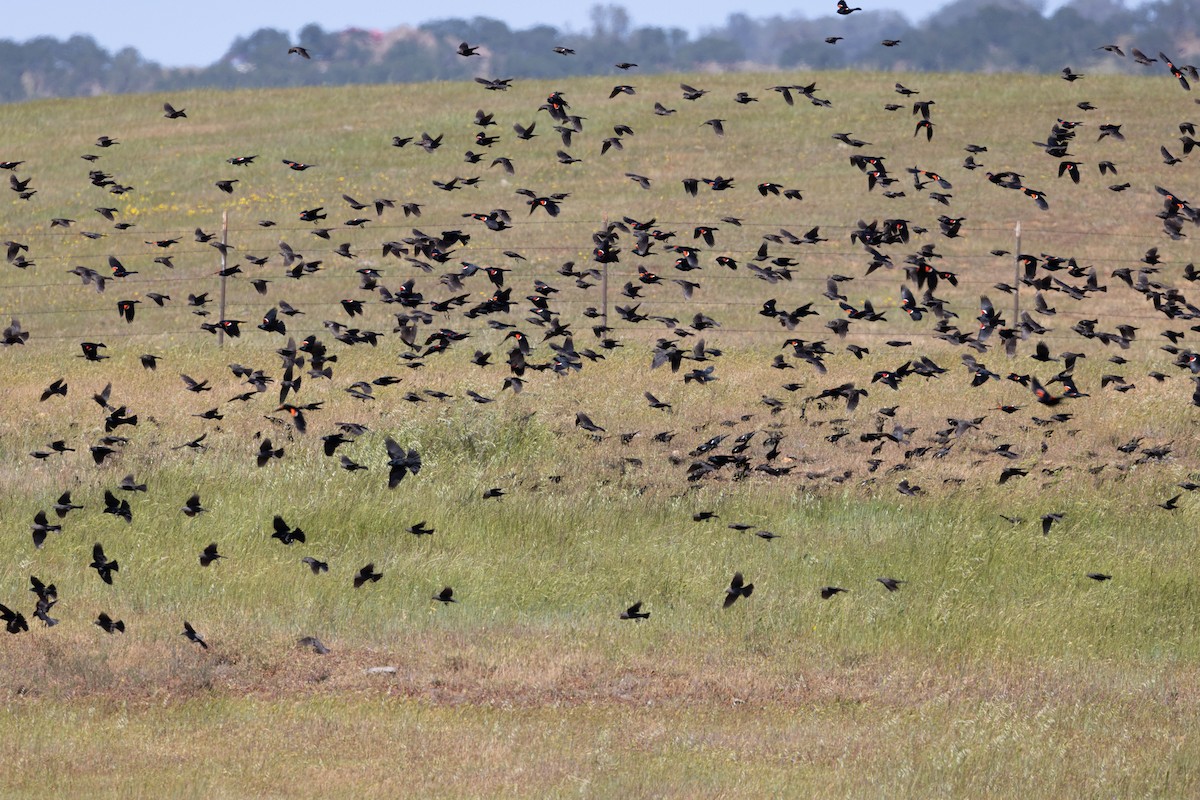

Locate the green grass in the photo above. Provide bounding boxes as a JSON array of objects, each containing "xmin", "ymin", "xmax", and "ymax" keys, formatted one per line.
[{"xmin": 2, "ymin": 70, "xmax": 1200, "ymax": 796}]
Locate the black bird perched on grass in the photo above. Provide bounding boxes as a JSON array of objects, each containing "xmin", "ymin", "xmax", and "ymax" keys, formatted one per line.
[
  {"xmin": 620, "ymin": 601, "xmax": 650, "ymax": 620},
  {"xmin": 575, "ymin": 411, "xmax": 605, "ymax": 432},
  {"xmin": 353, "ymin": 563, "xmax": 382, "ymax": 588},
  {"xmin": 723, "ymin": 572, "xmax": 754, "ymax": 608},
  {"xmin": 182, "ymin": 621, "xmax": 208, "ymax": 648},
  {"xmin": 90, "ymin": 543, "xmax": 119, "ymax": 585}
]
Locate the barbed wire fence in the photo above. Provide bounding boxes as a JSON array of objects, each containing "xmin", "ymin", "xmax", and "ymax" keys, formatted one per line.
[{"xmin": 1, "ymin": 210, "xmax": 1189, "ymax": 353}]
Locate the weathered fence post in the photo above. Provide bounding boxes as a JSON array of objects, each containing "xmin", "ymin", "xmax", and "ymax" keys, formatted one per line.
[
  {"xmin": 1012, "ymin": 220, "xmax": 1021, "ymax": 332},
  {"xmin": 600, "ymin": 215, "xmax": 609, "ymax": 331},
  {"xmin": 217, "ymin": 210, "xmax": 228, "ymax": 348}
]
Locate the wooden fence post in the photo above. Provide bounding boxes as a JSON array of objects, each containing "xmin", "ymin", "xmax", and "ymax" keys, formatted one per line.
[{"xmin": 217, "ymin": 210, "xmax": 228, "ymax": 348}]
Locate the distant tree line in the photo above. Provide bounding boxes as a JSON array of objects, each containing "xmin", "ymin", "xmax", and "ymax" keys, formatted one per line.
[{"xmin": 0, "ymin": 0, "xmax": 1196, "ymax": 103}]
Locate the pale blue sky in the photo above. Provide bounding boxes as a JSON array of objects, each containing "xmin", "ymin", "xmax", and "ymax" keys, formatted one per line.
[{"xmin": 4, "ymin": 1, "xmax": 1074, "ymax": 67}]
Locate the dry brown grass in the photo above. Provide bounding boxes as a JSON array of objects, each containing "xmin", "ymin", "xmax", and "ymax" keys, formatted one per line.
[{"xmin": 2, "ymin": 631, "xmax": 1197, "ymax": 798}]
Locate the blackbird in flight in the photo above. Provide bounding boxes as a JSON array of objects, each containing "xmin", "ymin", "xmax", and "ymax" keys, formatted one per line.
[
  {"xmin": 620, "ymin": 601, "xmax": 650, "ymax": 620},
  {"xmin": 354, "ymin": 563, "xmax": 382, "ymax": 588},
  {"xmin": 723, "ymin": 572, "xmax": 754, "ymax": 608},
  {"xmin": 384, "ymin": 437, "xmax": 422, "ymax": 488},
  {"xmin": 90, "ymin": 543, "xmax": 119, "ymax": 585}
]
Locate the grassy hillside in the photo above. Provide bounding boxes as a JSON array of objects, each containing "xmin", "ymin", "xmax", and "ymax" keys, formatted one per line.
[
  {"xmin": 1, "ymin": 71, "xmax": 1193, "ymax": 340},
  {"xmin": 1, "ymin": 69, "xmax": 1199, "ymax": 797}
]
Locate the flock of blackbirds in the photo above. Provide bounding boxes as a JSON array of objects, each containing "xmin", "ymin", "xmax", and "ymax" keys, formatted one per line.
[{"xmin": 2, "ymin": 3, "xmax": 1200, "ymax": 649}]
